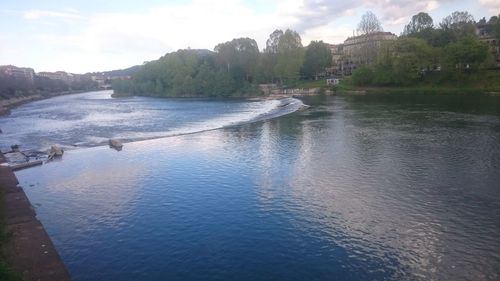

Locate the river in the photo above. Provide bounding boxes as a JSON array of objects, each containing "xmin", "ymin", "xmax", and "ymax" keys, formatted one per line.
[{"xmin": 6, "ymin": 91, "xmax": 500, "ymax": 280}]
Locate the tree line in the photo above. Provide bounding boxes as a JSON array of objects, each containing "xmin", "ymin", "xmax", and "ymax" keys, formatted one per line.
[
  {"xmin": 0, "ymin": 74, "xmax": 98, "ymax": 100},
  {"xmin": 113, "ymin": 30, "xmax": 333, "ymax": 97},
  {"xmin": 352, "ymin": 11, "xmax": 500, "ymax": 86}
]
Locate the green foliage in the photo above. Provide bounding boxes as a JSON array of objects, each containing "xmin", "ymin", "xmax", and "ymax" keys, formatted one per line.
[
  {"xmin": 374, "ymin": 38, "xmax": 436, "ymax": 85},
  {"xmin": 439, "ymin": 11, "xmax": 474, "ymax": 30},
  {"xmin": 493, "ymin": 15, "xmax": 500, "ymax": 40},
  {"xmin": 354, "ymin": 9, "xmax": 495, "ymax": 89},
  {"xmin": 301, "ymin": 41, "xmax": 332, "ymax": 79},
  {"xmin": 351, "ymin": 65, "xmax": 374, "ymax": 86},
  {"xmin": 255, "ymin": 52, "xmax": 277, "ymax": 83},
  {"xmin": 443, "ymin": 37, "xmax": 489, "ymax": 73},
  {"xmin": 118, "ymin": 48, "xmax": 255, "ymax": 97},
  {"xmin": 403, "ymin": 12, "xmax": 434, "ymax": 36},
  {"xmin": 111, "ymin": 79, "xmax": 134, "ymax": 95},
  {"xmin": 264, "ymin": 29, "xmax": 283, "ymax": 53},
  {"xmin": 214, "ymin": 38, "xmax": 259, "ymax": 82},
  {"xmin": 117, "ymin": 29, "xmax": 307, "ymax": 96},
  {"xmin": 274, "ymin": 29, "xmax": 304, "ymax": 84},
  {"xmin": 351, "ymin": 38, "xmax": 436, "ymax": 86},
  {"xmin": 257, "ymin": 29, "xmax": 305, "ymax": 84},
  {"xmin": 437, "ymin": 11, "xmax": 476, "ymax": 45}
]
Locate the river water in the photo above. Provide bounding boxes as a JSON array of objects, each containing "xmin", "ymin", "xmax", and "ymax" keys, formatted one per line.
[{"xmin": 7, "ymin": 91, "xmax": 500, "ymax": 280}]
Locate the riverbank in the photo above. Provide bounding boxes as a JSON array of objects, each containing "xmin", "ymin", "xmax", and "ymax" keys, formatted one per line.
[
  {"xmin": 332, "ymin": 70, "xmax": 500, "ymax": 96},
  {"xmin": 0, "ymin": 154, "xmax": 71, "ymax": 280},
  {"xmin": 333, "ymin": 84, "xmax": 500, "ymax": 96},
  {"xmin": 0, "ymin": 90, "xmax": 93, "ymax": 117}
]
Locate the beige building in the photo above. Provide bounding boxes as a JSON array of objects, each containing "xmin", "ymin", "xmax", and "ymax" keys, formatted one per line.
[
  {"xmin": 37, "ymin": 71, "xmax": 75, "ymax": 82},
  {"xmin": 326, "ymin": 32, "xmax": 397, "ymax": 76},
  {"xmin": 0, "ymin": 65, "xmax": 35, "ymax": 82},
  {"xmin": 343, "ymin": 32, "xmax": 397, "ymax": 75}
]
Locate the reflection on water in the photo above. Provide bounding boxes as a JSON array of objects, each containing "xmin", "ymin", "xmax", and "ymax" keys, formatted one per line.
[{"xmin": 15, "ymin": 94, "xmax": 500, "ymax": 281}]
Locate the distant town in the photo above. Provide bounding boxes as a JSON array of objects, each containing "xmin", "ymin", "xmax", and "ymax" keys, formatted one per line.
[{"xmin": 0, "ymin": 65, "xmax": 133, "ymax": 93}]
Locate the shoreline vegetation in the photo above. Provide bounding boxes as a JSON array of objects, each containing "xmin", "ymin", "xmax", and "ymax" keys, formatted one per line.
[
  {"xmin": 1, "ymin": 11, "xmax": 498, "ymax": 110},
  {"xmin": 111, "ymin": 11, "xmax": 500, "ymax": 99}
]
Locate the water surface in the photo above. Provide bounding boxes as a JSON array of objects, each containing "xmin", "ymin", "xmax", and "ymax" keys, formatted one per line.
[
  {"xmin": 11, "ymin": 92, "xmax": 500, "ymax": 280},
  {"xmin": 0, "ymin": 90, "xmax": 301, "ymax": 151}
]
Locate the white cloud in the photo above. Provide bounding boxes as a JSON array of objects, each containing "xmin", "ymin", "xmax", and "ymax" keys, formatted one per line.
[
  {"xmin": 23, "ymin": 0, "xmax": 303, "ymax": 72},
  {"xmin": 11, "ymin": 0, "xmax": 477, "ymax": 73},
  {"xmin": 478, "ymin": 0, "xmax": 500, "ymax": 13},
  {"xmin": 302, "ymin": 24, "xmax": 352, "ymax": 44},
  {"xmin": 290, "ymin": 0, "xmax": 448, "ymax": 30},
  {"xmin": 23, "ymin": 9, "xmax": 84, "ymax": 21}
]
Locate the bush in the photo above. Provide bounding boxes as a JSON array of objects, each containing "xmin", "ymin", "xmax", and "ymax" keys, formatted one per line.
[{"xmin": 351, "ymin": 65, "xmax": 374, "ymax": 86}]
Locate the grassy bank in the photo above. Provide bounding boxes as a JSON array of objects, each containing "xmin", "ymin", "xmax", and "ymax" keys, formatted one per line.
[{"xmin": 332, "ymin": 70, "xmax": 500, "ymax": 95}]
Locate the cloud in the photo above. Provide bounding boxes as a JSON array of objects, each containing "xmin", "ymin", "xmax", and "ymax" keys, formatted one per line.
[
  {"xmin": 17, "ymin": 0, "xmax": 299, "ymax": 72},
  {"xmin": 292, "ymin": 0, "xmax": 450, "ymax": 31},
  {"xmin": 23, "ymin": 9, "xmax": 84, "ymax": 21},
  {"xmin": 42, "ymin": 1, "xmax": 303, "ymax": 55},
  {"xmin": 478, "ymin": 0, "xmax": 500, "ymax": 13},
  {"xmin": 10, "ymin": 0, "xmax": 476, "ymax": 73}
]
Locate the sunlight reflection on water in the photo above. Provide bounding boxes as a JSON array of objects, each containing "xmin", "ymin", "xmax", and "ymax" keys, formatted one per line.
[{"xmin": 13, "ymin": 94, "xmax": 500, "ymax": 281}]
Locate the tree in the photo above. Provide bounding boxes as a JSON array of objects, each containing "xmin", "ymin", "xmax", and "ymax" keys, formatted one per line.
[
  {"xmin": 375, "ymin": 38, "xmax": 436, "ymax": 85},
  {"xmin": 439, "ymin": 11, "xmax": 474, "ymax": 30},
  {"xmin": 438, "ymin": 11, "xmax": 476, "ymax": 43},
  {"xmin": 214, "ymin": 38, "xmax": 259, "ymax": 82},
  {"xmin": 301, "ymin": 41, "xmax": 332, "ymax": 79},
  {"xmin": 255, "ymin": 52, "xmax": 276, "ymax": 83},
  {"xmin": 351, "ymin": 11, "xmax": 385, "ymax": 66},
  {"xmin": 273, "ymin": 29, "xmax": 304, "ymax": 84},
  {"xmin": 264, "ymin": 29, "xmax": 284, "ymax": 53},
  {"xmin": 351, "ymin": 65, "xmax": 374, "ymax": 86},
  {"xmin": 120, "ymin": 42, "xmax": 264, "ymax": 97},
  {"xmin": 357, "ymin": 11, "xmax": 383, "ymax": 35},
  {"xmin": 256, "ymin": 29, "xmax": 285, "ymax": 83},
  {"xmin": 493, "ymin": 15, "xmax": 500, "ymax": 40},
  {"xmin": 444, "ymin": 36, "xmax": 489, "ymax": 74},
  {"xmin": 403, "ymin": 12, "xmax": 434, "ymax": 36}
]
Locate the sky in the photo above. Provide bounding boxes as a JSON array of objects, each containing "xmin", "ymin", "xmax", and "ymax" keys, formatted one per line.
[{"xmin": 1, "ymin": 0, "xmax": 499, "ymax": 73}]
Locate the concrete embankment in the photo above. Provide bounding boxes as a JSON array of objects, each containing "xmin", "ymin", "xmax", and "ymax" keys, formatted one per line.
[{"xmin": 0, "ymin": 154, "xmax": 71, "ymax": 281}]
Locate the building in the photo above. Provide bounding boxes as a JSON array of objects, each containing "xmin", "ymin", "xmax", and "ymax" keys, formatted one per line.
[
  {"xmin": 0, "ymin": 65, "xmax": 35, "ymax": 83},
  {"xmin": 325, "ymin": 32, "xmax": 397, "ymax": 76},
  {"xmin": 91, "ymin": 74, "xmax": 110, "ymax": 89},
  {"xmin": 476, "ymin": 18, "xmax": 500, "ymax": 68},
  {"xmin": 325, "ymin": 44, "xmax": 344, "ymax": 77},
  {"xmin": 342, "ymin": 32, "xmax": 397, "ymax": 75},
  {"xmin": 326, "ymin": 78, "xmax": 341, "ymax": 86},
  {"xmin": 37, "ymin": 71, "xmax": 75, "ymax": 82}
]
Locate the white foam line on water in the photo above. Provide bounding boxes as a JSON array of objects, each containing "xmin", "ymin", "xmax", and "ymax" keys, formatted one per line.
[{"xmin": 111, "ymin": 98, "xmax": 304, "ymax": 143}]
